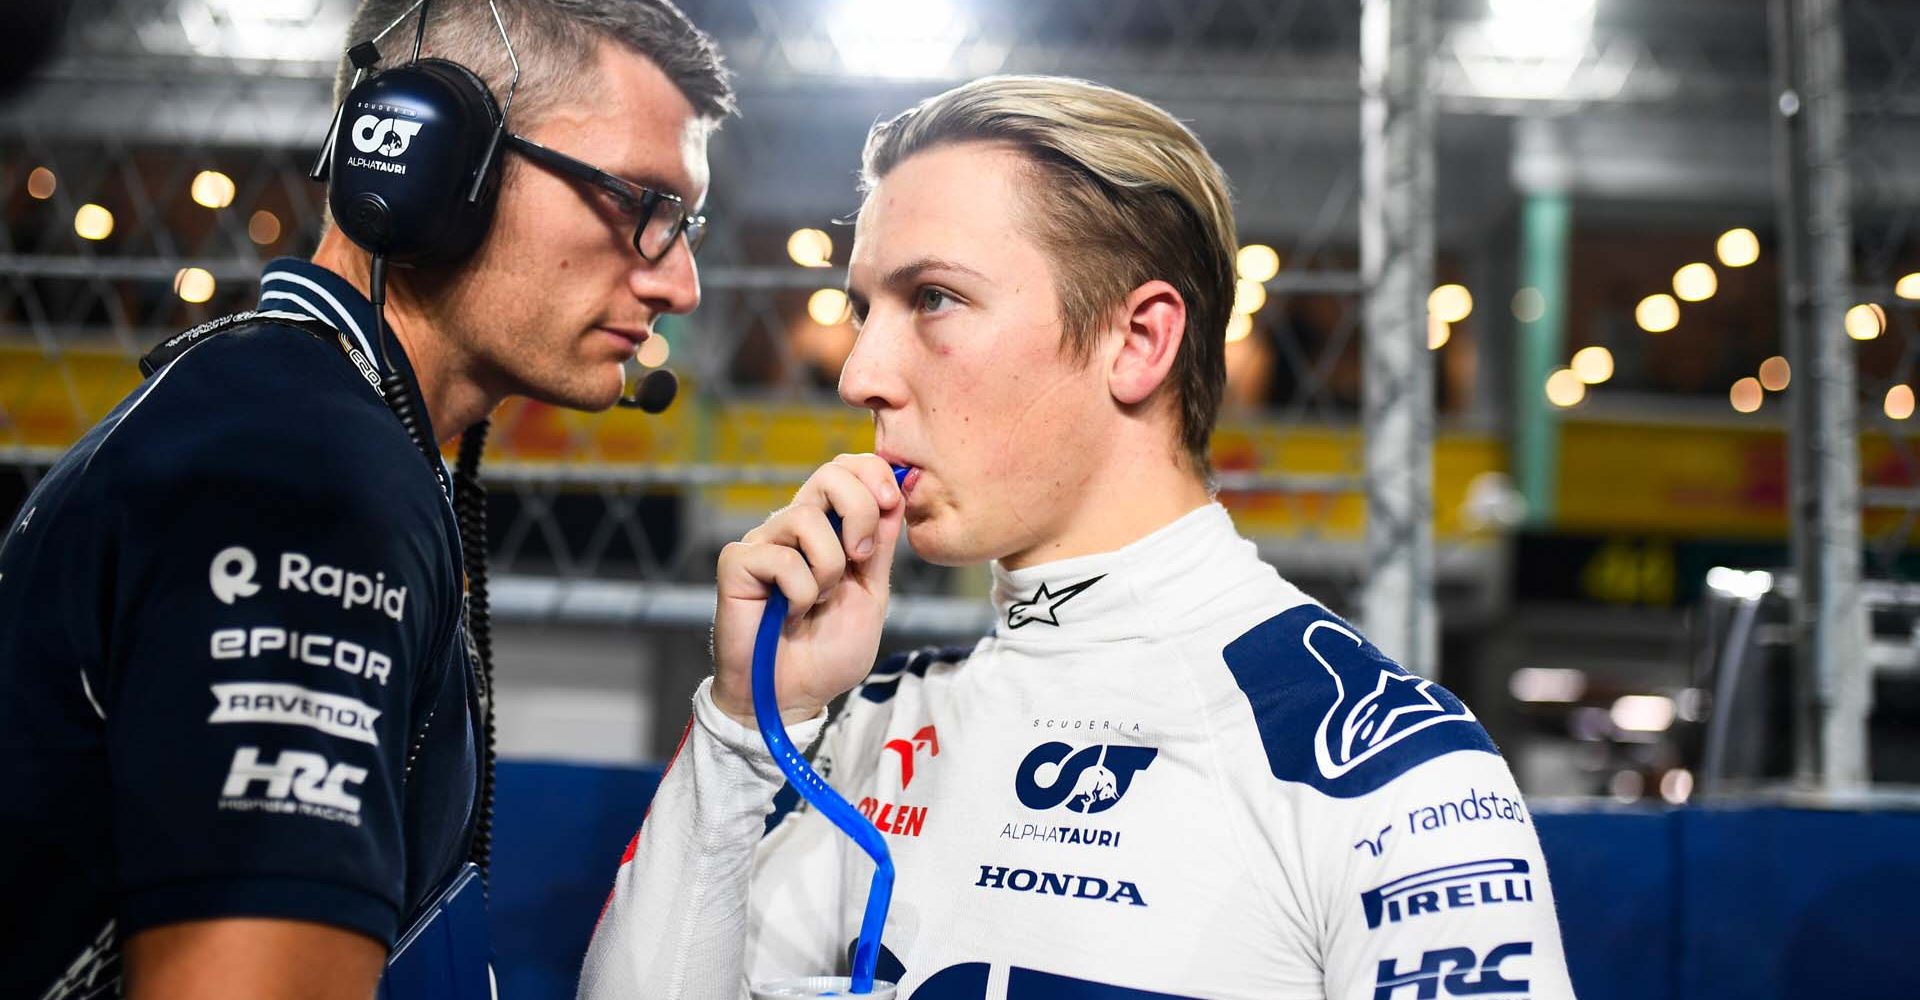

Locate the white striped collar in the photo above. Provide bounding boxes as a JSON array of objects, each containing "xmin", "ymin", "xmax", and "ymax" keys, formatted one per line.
[{"xmin": 258, "ymin": 257, "xmax": 382, "ymax": 372}]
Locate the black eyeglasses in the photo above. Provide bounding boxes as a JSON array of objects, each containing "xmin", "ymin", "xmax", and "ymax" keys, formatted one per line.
[{"xmin": 504, "ymin": 133, "xmax": 708, "ymax": 263}]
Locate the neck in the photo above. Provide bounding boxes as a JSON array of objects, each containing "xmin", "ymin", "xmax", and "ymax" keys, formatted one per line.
[
  {"xmin": 999, "ymin": 436, "xmax": 1213, "ymax": 571},
  {"xmin": 311, "ymin": 229, "xmax": 501, "ymax": 444}
]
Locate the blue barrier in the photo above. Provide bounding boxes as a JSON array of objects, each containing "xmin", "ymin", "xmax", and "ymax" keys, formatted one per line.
[{"xmin": 493, "ymin": 760, "xmax": 1920, "ymax": 999}]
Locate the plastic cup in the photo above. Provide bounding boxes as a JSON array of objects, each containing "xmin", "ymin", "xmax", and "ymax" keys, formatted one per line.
[{"xmin": 750, "ymin": 977, "xmax": 898, "ymax": 999}]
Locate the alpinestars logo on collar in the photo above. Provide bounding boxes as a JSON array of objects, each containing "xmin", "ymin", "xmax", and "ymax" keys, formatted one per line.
[{"xmin": 1007, "ymin": 575, "xmax": 1105, "ymax": 629}]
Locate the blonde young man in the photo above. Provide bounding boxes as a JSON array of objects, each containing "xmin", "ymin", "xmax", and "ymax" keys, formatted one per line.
[{"xmin": 582, "ymin": 76, "xmax": 1577, "ymax": 1000}]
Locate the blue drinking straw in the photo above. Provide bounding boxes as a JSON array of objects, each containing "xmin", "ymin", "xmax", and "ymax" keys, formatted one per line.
[{"xmin": 750, "ymin": 465, "xmax": 909, "ymax": 994}]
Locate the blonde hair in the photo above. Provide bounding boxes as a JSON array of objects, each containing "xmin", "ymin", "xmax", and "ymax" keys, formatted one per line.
[{"xmin": 860, "ymin": 75, "xmax": 1237, "ymax": 472}]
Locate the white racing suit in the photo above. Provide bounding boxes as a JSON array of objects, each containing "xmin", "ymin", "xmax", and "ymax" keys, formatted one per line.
[{"xmin": 581, "ymin": 504, "xmax": 1577, "ymax": 1000}]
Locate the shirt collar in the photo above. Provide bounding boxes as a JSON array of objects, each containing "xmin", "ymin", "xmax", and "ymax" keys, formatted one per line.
[
  {"xmin": 256, "ymin": 257, "xmax": 437, "ymax": 442},
  {"xmin": 988, "ymin": 502, "xmax": 1272, "ymax": 644},
  {"xmin": 258, "ymin": 257, "xmax": 382, "ymax": 367}
]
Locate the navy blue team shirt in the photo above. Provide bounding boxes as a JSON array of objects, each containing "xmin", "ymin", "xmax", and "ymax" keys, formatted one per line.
[{"xmin": 0, "ymin": 259, "xmax": 481, "ymax": 998}]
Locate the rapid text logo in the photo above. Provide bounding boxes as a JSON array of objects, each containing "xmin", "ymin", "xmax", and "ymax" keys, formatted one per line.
[
  {"xmin": 208, "ymin": 548, "xmax": 407, "ymax": 621},
  {"xmin": 210, "ymin": 546, "xmax": 261, "ymax": 605},
  {"xmin": 1373, "ymin": 942, "xmax": 1531, "ymax": 1000},
  {"xmin": 1361, "ymin": 858, "xmax": 1534, "ymax": 929}
]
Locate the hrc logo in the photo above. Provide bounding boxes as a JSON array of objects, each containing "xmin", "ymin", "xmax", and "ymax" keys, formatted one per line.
[
  {"xmin": 1014, "ymin": 742, "xmax": 1157, "ymax": 814},
  {"xmin": 1374, "ymin": 942, "xmax": 1531, "ymax": 1000}
]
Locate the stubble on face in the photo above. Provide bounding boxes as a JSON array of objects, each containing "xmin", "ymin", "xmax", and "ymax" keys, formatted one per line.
[{"xmin": 425, "ymin": 41, "xmax": 711, "ymax": 415}]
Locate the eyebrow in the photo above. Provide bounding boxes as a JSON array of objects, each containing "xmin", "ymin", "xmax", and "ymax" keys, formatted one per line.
[
  {"xmin": 633, "ymin": 172, "xmax": 698, "ymax": 208},
  {"xmin": 848, "ymin": 256, "xmax": 990, "ymax": 303}
]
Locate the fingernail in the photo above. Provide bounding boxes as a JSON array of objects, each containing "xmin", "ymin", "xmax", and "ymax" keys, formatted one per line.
[{"xmin": 856, "ymin": 538, "xmax": 875, "ymax": 558}]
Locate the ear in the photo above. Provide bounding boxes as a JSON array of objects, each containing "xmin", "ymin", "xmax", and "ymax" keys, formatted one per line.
[{"xmin": 1107, "ymin": 279, "xmax": 1187, "ymax": 406}]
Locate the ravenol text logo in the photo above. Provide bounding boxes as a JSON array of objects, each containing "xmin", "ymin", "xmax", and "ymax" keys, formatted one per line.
[
  {"xmin": 1374, "ymin": 942, "xmax": 1531, "ymax": 1000},
  {"xmin": 351, "ymin": 114, "xmax": 424, "ymax": 158},
  {"xmin": 1014, "ymin": 742, "xmax": 1156, "ymax": 814},
  {"xmin": 1360, "ymin": 858, "xmax": 1533, "ymax": 929}
]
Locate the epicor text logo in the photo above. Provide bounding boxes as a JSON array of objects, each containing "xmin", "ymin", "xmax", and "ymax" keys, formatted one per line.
[
  {"xmin": 350, "ymin": 114, "xmax": 424, "ymax": 158},
  {"xmin": 209, "ymin": 546, "xmax": 407, "ymax": 622}
]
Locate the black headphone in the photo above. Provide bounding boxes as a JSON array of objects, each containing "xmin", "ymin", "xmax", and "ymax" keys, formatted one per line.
[
  {"xmin": 309, "ymin": 5, "xmax": 509, "ymax": 267},
  {"xmin": 308, "ymin": 1, "xmax": 677, "ymax": 412}
]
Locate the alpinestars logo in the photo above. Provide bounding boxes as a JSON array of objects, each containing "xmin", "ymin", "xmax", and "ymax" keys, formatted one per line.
[
  {"xmin": 219, "ymin": 746, "xmax": 367, "ymax": 827},
  {"xmin": 1006, "ymin": 575, "xmax": 1104, "ymax": 629},
  {"xmin": 1305, "ymin": 619, "xmax": 1476, "ymax": 780}
]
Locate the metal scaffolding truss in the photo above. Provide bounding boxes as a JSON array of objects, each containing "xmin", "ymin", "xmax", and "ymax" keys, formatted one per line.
[{"xmin": 5, "ymin": 0, "xmax": 1918, "ymax": 667}]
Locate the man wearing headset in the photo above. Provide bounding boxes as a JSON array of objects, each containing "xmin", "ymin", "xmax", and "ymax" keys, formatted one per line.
[
  {"xmin": 583, "ymin": 76, "xmax": 1578, "ymax": 1000},
  {"xmin": 0, "ymin": 1, "xmax": 725, "ymax": 997}
]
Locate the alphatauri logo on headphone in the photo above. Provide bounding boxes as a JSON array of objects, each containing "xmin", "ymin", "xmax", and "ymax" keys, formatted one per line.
[{"xmin": 351, "ymin": 114, "xmax": 425, "ymax": 158}]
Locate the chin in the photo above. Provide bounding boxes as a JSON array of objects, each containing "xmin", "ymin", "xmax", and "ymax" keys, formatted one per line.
[
  {"xmin": 525, "ymin": 371, "xmax": 624, "ymax": 413},
  {"xmin": 904, "ymin": 518, "xmax": 993, "ymax": 568}
]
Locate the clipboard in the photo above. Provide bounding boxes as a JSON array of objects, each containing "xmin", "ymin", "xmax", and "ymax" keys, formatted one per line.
[{"xmin": 377, "ymin": 863, "xmax": 492, "ymax": 1000}]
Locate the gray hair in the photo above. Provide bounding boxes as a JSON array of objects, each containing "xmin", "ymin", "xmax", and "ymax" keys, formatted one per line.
[{"xmin": 333, "ymin": 0, "xmax": 735, "ymax": 127}]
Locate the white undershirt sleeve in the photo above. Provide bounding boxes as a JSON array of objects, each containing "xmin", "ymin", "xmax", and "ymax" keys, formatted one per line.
[{"xmin": 576, "ymin": 677, "xmax": 829, "ymax": 1000}]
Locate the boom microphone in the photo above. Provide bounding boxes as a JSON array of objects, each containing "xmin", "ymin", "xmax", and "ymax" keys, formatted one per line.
[{"xmin": 619, "ymin": 367, "xmax": 678, "ymax": 413}]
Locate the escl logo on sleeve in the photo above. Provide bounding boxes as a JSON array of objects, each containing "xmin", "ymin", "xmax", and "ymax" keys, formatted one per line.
[{"xmin": 1222, "ymin": 605, "xmax": 1496, "ymax": 798}]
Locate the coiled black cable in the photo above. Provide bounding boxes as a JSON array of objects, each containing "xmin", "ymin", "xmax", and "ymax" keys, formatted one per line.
[
  {"xmin": 455, "ymin": 419, "xmax": 497, "ymax": 887},
  {"xmin": 370, "ymin": 252, "xmax": 496, "ymax": 888}
]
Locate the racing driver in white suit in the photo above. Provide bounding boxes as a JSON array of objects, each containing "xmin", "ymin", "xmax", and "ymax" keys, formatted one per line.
[{"xmin": 579, "ymin": 75, "xmax": 1578, "ymax": 1000}]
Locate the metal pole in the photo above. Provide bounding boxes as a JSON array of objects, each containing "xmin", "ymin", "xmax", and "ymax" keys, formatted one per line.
[
  {"xmin": 1511, "ymin": 116, "xmax": 1574, "ymax": 527},
  {"xmin": 1360, "ymin": 0, "xmax": 1437, "ymax": 677},
  {"xmin": 1771, "ymin": 0, "xmax": 1870, "ymax": 789}
]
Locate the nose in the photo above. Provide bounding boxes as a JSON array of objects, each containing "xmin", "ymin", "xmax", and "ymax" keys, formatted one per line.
[
  {"xmin": 837, "ymin": 310, "xmax": 907, "ymax": 412},
  {"xmin": 629, "ymin": 238, "xmax": 701, "ymax": 317}
]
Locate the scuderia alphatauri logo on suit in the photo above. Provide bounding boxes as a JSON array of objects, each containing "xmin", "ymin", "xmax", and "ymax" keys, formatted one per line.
[
  {"xmin": 1006, "ymin": 574, "xmax": 1104, "ymax": 629},
  {"xmin": 1221, "ymin": 605, "xmax": 1499, "ymax": 797},
  {"xmin": 1000, "ymin": 741, "xmax": 1157, "ymax": 851}
]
